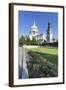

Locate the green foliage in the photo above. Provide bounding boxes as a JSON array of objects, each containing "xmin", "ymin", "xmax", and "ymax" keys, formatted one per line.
[
  {"xmin": 31, "ymin": 38, "xmax": 37, "ymax": 45},
  {"xmin": 19, "ymin": 35, "xmax": 41, "ymax": 45},
  {"xmin": 42, "ymin": 42, "xmax": 58, "ymax": 47},
  {"xmin": 19, "ymin": 35, "xmax": 26, "ymax": 45},
  {"xmin": 31, "ymin": 38, "xmax": 39, "ymax": 45},
  {"xmin": 25, "ymin": 36, "xmax": 31, "ymax": 45},
  {"xmin": 27, "ymin": 48, "xmax": 58, "ymax": 78}
]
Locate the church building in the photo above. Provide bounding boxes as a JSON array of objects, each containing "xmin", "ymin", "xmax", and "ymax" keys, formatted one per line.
[{"xmin": 29, "ymin": 21, "xmax": 53, "ymax": 43}]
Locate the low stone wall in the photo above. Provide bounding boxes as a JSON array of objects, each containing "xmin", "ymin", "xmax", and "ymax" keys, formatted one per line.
[{"xmin": 23, "ymin": 45, "xmax": 40, "ymax": 48}]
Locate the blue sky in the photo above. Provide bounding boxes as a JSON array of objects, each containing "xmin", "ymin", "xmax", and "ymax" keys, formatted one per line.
[{"xmin": 18, "ymin": 11, "xmax": 58, "ymax": 39}]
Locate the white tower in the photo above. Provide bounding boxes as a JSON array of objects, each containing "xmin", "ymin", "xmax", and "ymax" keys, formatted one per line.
[{"xmin": 29, "ymin": 21, "xmax": 38, "ymax": 40}]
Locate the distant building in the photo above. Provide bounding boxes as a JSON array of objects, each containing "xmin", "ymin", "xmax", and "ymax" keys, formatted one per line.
[
  {"xmin": 34, "ymin": 33, "xmax": 46, "ymax": 43},
  {"xmin": 29, "ymin": 21, "xmax": 55, "ymax": 43}
]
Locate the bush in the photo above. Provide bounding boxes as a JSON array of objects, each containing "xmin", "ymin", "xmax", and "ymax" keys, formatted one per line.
[
  {"xmin": 27, "ymin": 51, "xmax": 58, "ymax": 78},
  {"xmin": 30, "ymin": 64, "xmax": 41, "ymax": 78},
  {"xmin": 42, "ymin": 42, "xmax": 58, "ymax": 47}
]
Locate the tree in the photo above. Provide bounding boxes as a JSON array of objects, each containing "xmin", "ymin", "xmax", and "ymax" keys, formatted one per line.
[
  {"xmin": 31, "ymin": 38, "xmax": 38, "ymax": 45},
  {"xmin": 19, "ymin": 35, "xmax": 41, "ymax": 45},
  {"xmin": 25, "ymin": 36, "xmax": 31, "ymax": 45},
  {"xmin": 19, "ymin": 35, "xmax": 26, "ymax": 45}
]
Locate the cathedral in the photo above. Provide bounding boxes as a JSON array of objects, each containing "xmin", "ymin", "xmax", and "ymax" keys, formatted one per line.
[{"xmin": 29, "ymin": 21, "xmax": 53, "ymax": 43}]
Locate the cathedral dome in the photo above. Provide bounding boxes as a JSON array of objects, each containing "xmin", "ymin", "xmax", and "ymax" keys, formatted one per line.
[
  {"xmin": 31, "ymin": 21, "xmax": 38, "ymax": 32},
  {"xmin": 31, "ymin": 24, "xmax": 37, "ymax": 29}
]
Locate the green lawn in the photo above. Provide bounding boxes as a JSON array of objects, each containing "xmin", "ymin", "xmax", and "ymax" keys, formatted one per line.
[
  {"xmin": 29, "ymin": 47, "xmax": 58, "ymax": 55},
  {"xmin": 27, "ymin": 47, "xmax": 58, "ymax": 78},
  {"xmin": 28, "ymin": 47, "xmax": 58, "ymax": 65}
]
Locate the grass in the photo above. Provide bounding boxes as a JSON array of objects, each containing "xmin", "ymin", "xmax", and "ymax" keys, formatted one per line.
[
  {"xmin": 27, "ymin": 47, "xmax": 58, "ymax": 78},
  {"xmin": 29, "ymin": 47, "xmax": 58, "ymax": 55},
  {"xmin": 28, "ymin": 47, "xmax": 58, "ymax": 65}
]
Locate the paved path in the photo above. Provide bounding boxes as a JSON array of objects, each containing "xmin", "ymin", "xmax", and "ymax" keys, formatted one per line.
[{"xmin": 18, "ymin": 46, "xmax": 29, "ymax": 79}]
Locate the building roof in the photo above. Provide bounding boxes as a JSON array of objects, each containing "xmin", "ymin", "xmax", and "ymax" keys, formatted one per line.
[{"xmin": 31, "ymin": 21, "xmax": 38, "ymax": 31}]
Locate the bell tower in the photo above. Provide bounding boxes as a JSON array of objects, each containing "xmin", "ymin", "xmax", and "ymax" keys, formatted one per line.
[{"xmin": 47, "ymin": 22, "xmax": 53, "ymax": 42}]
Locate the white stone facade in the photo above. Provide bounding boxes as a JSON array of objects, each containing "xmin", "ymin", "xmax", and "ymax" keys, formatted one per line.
[
  {"xmin": 29, "ymin": 21, "xmax": 38, "ymax": 40},
  {"xmin": 29, "ymin": 21, "xmax": 53, "ymax": 43}
]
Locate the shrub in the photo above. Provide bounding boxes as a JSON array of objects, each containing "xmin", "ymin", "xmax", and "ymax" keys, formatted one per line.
[{"xmin": 27, "ymin": 50, "xmax": 58, "ymax": 78}]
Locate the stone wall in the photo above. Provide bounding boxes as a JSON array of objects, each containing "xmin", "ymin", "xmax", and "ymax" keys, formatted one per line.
[{"xmin": 23, "ymin": 45, "xmax": 40, "ymax": 48}]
